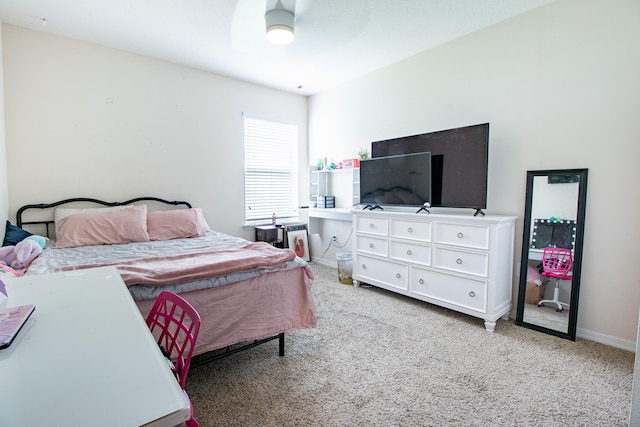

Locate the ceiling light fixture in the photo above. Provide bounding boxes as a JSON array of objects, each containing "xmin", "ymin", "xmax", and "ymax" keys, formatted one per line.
[{"xmin": 265, "ymin": 0, "xmax": 295, "ymax": 45}]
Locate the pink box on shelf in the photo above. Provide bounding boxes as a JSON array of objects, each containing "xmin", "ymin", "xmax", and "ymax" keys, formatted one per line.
[{"xmin": 343, "ymin": 158, "xmax": 360, "ymax": 168}]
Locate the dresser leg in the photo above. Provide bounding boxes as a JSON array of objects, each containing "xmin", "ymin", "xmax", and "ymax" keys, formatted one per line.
[{"xmin": 484, "ymin": 320, "xmax": 496, "ymax": 332}]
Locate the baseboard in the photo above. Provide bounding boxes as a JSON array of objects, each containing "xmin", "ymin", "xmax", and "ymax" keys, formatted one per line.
[
  {"xmin": 504, "ymin": 311, "xmax": 636, "ymax": 352},
  {"xmin": 577, "ymin": 327, "xmax": 636, "ymax": 352},
  {"xmin": 310, "ymin": 257, "xmax": 336, "ymax": 268}
]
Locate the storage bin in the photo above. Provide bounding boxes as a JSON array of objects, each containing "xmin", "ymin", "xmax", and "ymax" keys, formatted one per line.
[{"xmin": 317, "ymin": 195, "xmax": 335, "ymax": 208}]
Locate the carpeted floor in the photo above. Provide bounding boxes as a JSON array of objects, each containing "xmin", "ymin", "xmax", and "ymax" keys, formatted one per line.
[{"xmin": 186, "ymin": 262, "xmax": 634, "ymax": 426}]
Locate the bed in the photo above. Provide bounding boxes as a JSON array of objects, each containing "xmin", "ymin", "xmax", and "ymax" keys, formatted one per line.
[{"xmin": 14, "ymin": 197, "xmax": 317, "ymax": 364}]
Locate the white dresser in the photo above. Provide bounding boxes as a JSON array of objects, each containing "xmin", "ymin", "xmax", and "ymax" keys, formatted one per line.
[{"xmin": 352, "ymin": 209, "xmax": 517, "ymax": 331}]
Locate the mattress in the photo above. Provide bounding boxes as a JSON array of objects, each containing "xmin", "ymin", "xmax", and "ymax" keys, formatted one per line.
[{"xmin": 26, "ymin": 230, "xmax": 309, "ymax": 301}]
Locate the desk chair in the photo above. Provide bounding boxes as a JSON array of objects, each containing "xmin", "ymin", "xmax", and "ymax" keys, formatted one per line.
[
  {"xmin": 538, "ymin": 247, "xmax": 573, "ymax": 312},
  {"xmin": 146, "ymin": 291, "xmax": 201, "ymax": 427}
]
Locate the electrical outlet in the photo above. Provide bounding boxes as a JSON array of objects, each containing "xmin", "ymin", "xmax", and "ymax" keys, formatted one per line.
[{"xmin": 331, "ymin": 234, "xmax": 338, "ymax": 242}]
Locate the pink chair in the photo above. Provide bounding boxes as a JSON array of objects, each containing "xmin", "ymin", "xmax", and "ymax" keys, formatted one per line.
[
  {"xmin": 538, "ymin": 247, "xmax": 573, "ymax": 312},
  {"xmin": 146, "ymin": 291, "xmax": 201, "ymax": 427}
]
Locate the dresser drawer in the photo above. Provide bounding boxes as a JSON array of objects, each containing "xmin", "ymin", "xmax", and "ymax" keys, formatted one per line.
[
  {"xmin": 390, "ymin": 241, "xmax": 431, "ymax": 266},
  {"xmin": 410, "ymin": 268, "xmax": 487, "ymax": 313},
  {"xmin": 389, "ymin": 219, "xmax": 431, "ymax": 241},
  {"xmin": 355, "ymin": 216, "xmax": 388, "ymax": 236},
  {"xmin": 433, "ymin": 247, "xmax": 488, "ymax": 277},
  {"xmin": 356, "ymin": 235, "xmax": 388, "ymax": 257},
  {"xmin": 355, "ymin": 255, "xmax": 408, "ymax": 291},
  {"xmin": 433, "ymin": 222, "xmax": 490, "ymax": 250}
]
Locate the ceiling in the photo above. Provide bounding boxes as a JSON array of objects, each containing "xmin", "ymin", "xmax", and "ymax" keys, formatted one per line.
[{"xmin": 0, "ymin": 0, "xmax": 555, "ymax": 95}]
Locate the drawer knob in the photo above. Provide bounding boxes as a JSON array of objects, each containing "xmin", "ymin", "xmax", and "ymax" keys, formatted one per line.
[
  {"xmin": 361, "ymin": 264, "xmax": 367, "ymax": 269},
  {"xmin": 456, "ymin": 258, "xmax": 463, "ymax": 264},
  {"xmin": 457, "ymin": 232, "xmax": 464, "ymax": 239},
  {"xmin": 419, "ymin": 278, "xmax": 424, "ymax": 284},
  {"xmin": 396, "ymin": 273, "xmax": 401, "ymax": 279},
  {"xmin": 406, "ymin": 249, "xmax": 412, "ymax": 255},
  {"xmin": 369, "ymin": 243, "xmax": 374, "ymax": 249},
  {"xmin": 469, "ymin": 291, "xmax": 476, "ymax": 297},
  {"xmin": 407, "ymin": 227, "xmax": 413, "ymax": 233},
  {"xmin": 369, "ymin": 223, "xmax": 375, "ymax": 229}
]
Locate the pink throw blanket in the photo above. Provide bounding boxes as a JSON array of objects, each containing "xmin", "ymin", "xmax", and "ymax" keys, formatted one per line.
[{"xmin": 57, "ymin": 242, "xmax": 296, "ymax": 287}]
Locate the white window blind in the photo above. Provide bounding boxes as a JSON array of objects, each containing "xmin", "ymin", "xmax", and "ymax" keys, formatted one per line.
[{"xmin": 243, "ymin": 115, "xmax": 298, "ymax": 222}]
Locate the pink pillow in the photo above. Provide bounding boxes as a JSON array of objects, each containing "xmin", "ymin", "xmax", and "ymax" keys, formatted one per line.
[
  {"xmin": 55, "ymin": 205, "xmax": 150, "ymax": 248},
  {"xmin": 147, "ymin": 208, "xmax": 207, "ymax": 241}
]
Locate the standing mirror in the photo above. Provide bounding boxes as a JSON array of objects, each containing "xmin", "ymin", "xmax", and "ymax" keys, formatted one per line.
[{"xmin": 515, "ymin": 169, "xmax": 588, "ymax": 340}]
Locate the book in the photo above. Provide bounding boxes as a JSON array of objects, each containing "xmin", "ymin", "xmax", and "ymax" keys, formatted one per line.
[{"xmin": 0, "ymin": 304, "xmax": 36, "ymax": 349}]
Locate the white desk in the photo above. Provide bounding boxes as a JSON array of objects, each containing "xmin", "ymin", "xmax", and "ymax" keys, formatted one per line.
[
  {"xmin": 529, "ymin": 248, "xmax": 544, "ymax": 261},
  {"xmin": 0, "ymin": 266, "xmax": 190, "ymax": 427}
]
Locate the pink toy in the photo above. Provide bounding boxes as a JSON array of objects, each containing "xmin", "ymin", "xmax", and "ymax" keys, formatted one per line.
[{"xmin": 0, "ymin": 237, "xmax": 45, "ymax": 270}]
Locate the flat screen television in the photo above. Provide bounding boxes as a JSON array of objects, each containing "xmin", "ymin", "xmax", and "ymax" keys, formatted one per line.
[
  {"xmin": 371, "ymin": 123, "xmax": 489, "ymax": 213},
  {"xmin": 359, "ymin": 152, "xmax": 432, "ymax": 208}
]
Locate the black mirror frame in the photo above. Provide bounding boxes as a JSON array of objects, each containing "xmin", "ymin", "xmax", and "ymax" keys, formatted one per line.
[{"xmin": 515, "ymin": 168, "xmax": 588, "ymax": 340}]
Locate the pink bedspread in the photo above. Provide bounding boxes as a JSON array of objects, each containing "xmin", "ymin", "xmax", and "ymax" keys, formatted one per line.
[
  {"xmin": 135, "ymin": 264, "xmax": 317, "ymax": 355},
  {"xmin": 57, "ymin": 242, "xmax": 296, "ymax": 287}
]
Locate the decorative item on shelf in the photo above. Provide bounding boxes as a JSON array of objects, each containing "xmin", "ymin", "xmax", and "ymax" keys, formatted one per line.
[
  {"xmin": 343, "ymin": 158, "xmax": 360, "ymax": 168},
  {"xmin": 357, "ymin": 148, "xmax": 370, "ymax": 160}
]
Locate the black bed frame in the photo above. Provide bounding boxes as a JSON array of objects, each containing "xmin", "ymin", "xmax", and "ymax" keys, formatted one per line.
[
  {"xmin": 191, "ymin": 333, "xmax": 285, "ymax": 367},
  {"xmin": 17, "ymin": 197, "xmax": 192, "ymax": 238},
  {"xmin": 16, "ymin": 196, "xmax": 286, "ymax": 365}
]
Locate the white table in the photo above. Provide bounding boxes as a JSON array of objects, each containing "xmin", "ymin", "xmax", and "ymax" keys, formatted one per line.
[{"xmin": 0, "ymin": 266, "xmax": 190, "ymax": 427}]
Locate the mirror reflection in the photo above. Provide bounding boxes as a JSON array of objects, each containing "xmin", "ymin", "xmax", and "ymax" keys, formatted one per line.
[{"xmin": 516, "ymin": 169, "xmax": 588, "ymax": 340}]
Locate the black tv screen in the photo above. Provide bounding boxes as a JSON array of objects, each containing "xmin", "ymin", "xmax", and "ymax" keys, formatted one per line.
[
  {"xmin": 371, "ymin": 123, "xmax": 489, "ymax": 210},
  {"xmin": 360, "ymin": 152, "xmax": 432, "ymax": 207}
]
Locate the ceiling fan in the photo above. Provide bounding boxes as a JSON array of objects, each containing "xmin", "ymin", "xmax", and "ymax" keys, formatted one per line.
[
  {"xmin": 265, "ymin": 0, "xmax": 296, "ymax": 45},
  {"xmin": 230, "ymin": 0, "xmax": 370, "ymax": 56}
]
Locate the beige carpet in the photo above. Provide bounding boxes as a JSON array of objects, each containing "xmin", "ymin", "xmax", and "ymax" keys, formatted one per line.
[{"xmin": 186, "ymin": 263, "xmax": 634, "ymax": 426}]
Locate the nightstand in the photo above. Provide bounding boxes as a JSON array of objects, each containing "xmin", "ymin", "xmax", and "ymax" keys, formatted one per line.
[{"xmin": 255, "ymin": 225, "xmax": 285, "ymax": 248}]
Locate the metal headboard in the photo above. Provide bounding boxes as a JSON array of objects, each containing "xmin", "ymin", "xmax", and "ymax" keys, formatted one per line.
[{"xmin": 16, "ymin": 197, "xmax": 192, "ymax": 238}]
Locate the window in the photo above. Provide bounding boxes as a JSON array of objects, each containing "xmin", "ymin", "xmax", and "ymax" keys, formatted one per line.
[{"xmin": 243, "ymin": 115, "xmax": 298, "ymax": 223}]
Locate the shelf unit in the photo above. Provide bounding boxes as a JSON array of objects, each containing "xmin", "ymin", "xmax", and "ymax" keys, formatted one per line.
[{"xmin": 309, "ymin": 167, "xmax": 359, "ymax": 209}]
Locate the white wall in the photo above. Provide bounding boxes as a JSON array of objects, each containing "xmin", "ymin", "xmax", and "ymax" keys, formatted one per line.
[
  {"xmin": 308, "ymin": 0, "xmax": 640, "ymax": 348},
  {"xmin": 1, "ymin": 24, "xmax": 308, "ymax": 241},
  {"xmin": 0, "ymin": 27, "xmax": 8, "ymax": 224},
  {"xmin": 531, "ymin": 177, "xmax": 579, "ymax": 223}
]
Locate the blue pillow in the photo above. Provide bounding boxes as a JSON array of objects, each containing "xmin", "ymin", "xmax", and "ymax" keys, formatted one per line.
[{"xmin": 3, "ymin": 221, "xmax": 32, "ymax": 246}]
